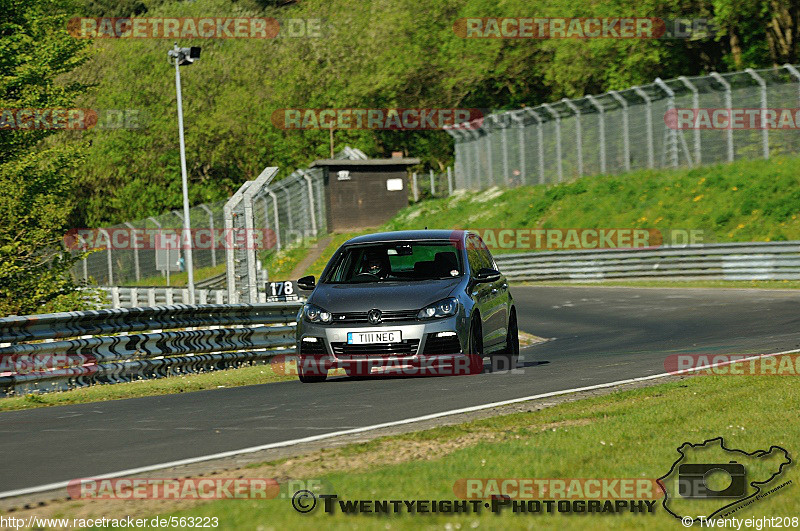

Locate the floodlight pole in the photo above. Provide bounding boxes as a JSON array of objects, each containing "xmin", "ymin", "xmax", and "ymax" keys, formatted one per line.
[{"xmin": 171, "ymin": 42, "xmax": 195, "ymax": 304}]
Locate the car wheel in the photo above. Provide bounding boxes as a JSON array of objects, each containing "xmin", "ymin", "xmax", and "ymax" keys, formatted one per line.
[
  {"xmin": 492, "ymin": 310, "xmax": 519, "ymax": 372},
  {"xmin": 466, "ymin": 318, "xmax": 484, "ymax": 375},
  {"xmin": 297, "ymin": 355, "xmax": 327, "ymax": 383}
]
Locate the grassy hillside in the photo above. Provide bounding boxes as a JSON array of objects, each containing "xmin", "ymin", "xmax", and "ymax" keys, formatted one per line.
[{"xmin": 263, "ymin": 155, "xmax": 800, "ymax": 281}]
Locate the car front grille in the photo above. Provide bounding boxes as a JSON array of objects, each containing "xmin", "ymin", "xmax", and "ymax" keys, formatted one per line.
[
  {"xmin": 422, "ymin": 334, "xmax": 462, "ymax": 355},
  {"xmin": 331, "ymin": 309, "xmax": 418, "ymax": 324},
  {"xmin": 331, "ymin": 339, "xmax": 420, "ymax": 358}
]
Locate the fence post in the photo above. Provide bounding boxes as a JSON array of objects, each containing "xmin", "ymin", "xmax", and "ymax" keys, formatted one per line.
[
  {"xmin": 447, "ymin": 166, "xmax": 453, "ymax": 195},
  {"xmin": 282, "ymin": 185, "xmax": 294, "ymax": 234},
  {"xmin": 541, "ymin": 104, "xmax": 563, "ymax": 182},
  {"xmin": 123, "ymin": 222, "xmax": 140, "ymax": 282},
  {"xmin": 585, "ymin": 95, "xmax": 606, "ymax": 174},
  {"xmin": 483, "ymin": 127, "xmax": 494, "ymax": 186},
  {"xmin": 243, "ymin": 192, "xmax": 259, "ymax": 303},
  {"xmin": 524, "ymin": 108, "xmax": 545, "ymax": 184},
  {"xmin": 784, "ymin": 64, "xmax": 800, "ymax": 106},
  {"xmin": 224, "ymin": 181, "xmax": 253, "ymax": 304},
  {"xmin": 632, "ymin": 86, "xmax": 655, "ymax": 168},
  {"xmin": 510, "ymin": 110, "xmax": 526, "ymax": 184},
  {"xmin": 299, "ymin": 170, "xmax": 318, "ymax": 237},
  {"xmin": 165, "ymin": 287, "xmax": 174, "ymax": 305},
  {"xmin": 710, "ymin": 72, "xmax": 734, "ymax": 162},
  {"xmin": 745, "ymin": 68, "xmax": 770, "ymax": 159},
  {"xmin": 267, "ymin": 190, "xmax": 282, "ymax": 252},
  {"xmin": 471, "ymin": 128, "xmax": 482, "ymax": 188},
  {"xmin": 494, "ymin": 114, "xmax": 510, "ymax": 185},
  {"xmin": 677, "ymin": 76, "xmax": 701, "ymax": 166},
  {"xmin": 111, "ymin": 286, "xmax": 120, "ymax": 308},
  {"xmin": 223, "ymin": 203, "xmax": 236, "ymax": 303},
  {"xmin": 81, "ymin": 242, "xmax": 89, "ymax": 283},
  {"xmin": 171, "ymin": 209, "xmax": 184, "ymax": 226},
  {"xmin": 608, "ymin": 91, "xmax": 631, "ymax": 172},
  {"xmin": 461, "ymin": 131, "xmax": 471, "ymax": 188},
  {"xmin": 655, "ymin": 77, "xmax": 679, "ymax": 168},
  {"xmin": 561, "ymin": 99, "xmax": 583, "ymax": 176},
  {"xmin": 447, "ymin": 127, "xmax": 468, "ymax": 190},
  {"xmin": 429, "ymin": 169, "xmax": 436, "ymax": 196},
  {"xmin": 412, "ymin": 172, "xmax": 419, "ymax": 201},
  {"xmin": 148, "ymin": 287, "xmax": 156, "ymax": 307},
  {"xmin": 198, "ymin": 204, "xmax": 216, "ymax": 268},
  {"xmin": 98, "ymin": 228, "xmax": 113, "ymax": 285},
  {"xmin": 151, "ymin": 216, "xmax": 172, "ymax": 286}
]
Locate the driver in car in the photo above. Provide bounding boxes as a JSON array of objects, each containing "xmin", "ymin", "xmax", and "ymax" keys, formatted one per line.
[{"xmin": 360, "ymin": 251, "xmax": 391, "ymax": 279}]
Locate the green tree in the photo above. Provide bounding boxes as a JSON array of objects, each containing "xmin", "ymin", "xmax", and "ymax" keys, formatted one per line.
[{"xmin": 0, "ymin": 0, "xmax": 92, "ymax": 316}]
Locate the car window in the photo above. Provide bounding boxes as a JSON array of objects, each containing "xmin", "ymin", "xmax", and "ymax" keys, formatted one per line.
[
  {"xmin": 479, "ymin": 237, "xmax": 496, "ymax": 270},
  {"xmin": 466, "ymin": 235, "xmax": 491, "ymax": 276},
  {"xmin": 325, "ymin": 242, "xmax": 463, "ymax": 283}
]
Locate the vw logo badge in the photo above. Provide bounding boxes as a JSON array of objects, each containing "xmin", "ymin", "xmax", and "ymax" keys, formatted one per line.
[{"xmin": 367, "ymin": 309, "xmax": 382, "ymax": 324}]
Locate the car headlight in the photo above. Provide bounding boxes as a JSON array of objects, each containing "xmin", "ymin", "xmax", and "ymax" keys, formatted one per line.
[
  {"xmin": 417, "ymin": 297, "xmax": 459, "ymax": 320},
  {"xmin": 303, "ymin": 303, "xmax": 332, "ymax": 324}
]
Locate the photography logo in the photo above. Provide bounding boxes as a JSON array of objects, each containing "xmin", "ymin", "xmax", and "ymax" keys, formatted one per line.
[{"xmin": 658, "ymin": 437, "xmax": 791, "ymax": 524}]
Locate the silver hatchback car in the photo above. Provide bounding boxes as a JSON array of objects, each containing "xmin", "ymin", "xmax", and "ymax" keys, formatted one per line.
[{"xmin": 294, "ymin": 230, "xmax": 518, "ymax": 382}]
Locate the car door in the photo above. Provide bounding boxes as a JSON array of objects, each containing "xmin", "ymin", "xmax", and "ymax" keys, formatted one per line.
[
  {"xmin": 466, "ymin": 234, "xmax": 493, "ymax": 347},
  {"xmin": 481, "ymin": 244, "xmax": 509, "ymax": 347}
]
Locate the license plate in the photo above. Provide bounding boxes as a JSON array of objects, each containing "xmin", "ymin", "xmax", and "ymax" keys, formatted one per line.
[{"xmin": 347, "ymin": 330, "xmax": 402, "ymax": 344}]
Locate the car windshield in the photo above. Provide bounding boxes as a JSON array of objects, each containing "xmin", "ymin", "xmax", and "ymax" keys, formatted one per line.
[{"xmin": 324, "ymin": 242, "xmax": 463, "ymax": 283}]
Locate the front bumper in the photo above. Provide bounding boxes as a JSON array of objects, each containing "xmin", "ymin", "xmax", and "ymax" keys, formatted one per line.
[{"xmin": 297, "ymin": 315, "xmax": 470, "ymax": 373}]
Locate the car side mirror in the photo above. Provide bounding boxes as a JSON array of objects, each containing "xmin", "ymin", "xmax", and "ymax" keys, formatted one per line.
[
  {"xmin": 475, "ymin": 268, "xmax": 501, "ymax": 283},
  {"xmin": 297, "ymin": 275, "xmax": 316, "ymax": 291}
]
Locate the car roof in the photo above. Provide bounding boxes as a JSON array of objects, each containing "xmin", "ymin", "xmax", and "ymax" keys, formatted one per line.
[{"xmin": 343, "ymin": 230, "xmax": 467, "ymax": 245}]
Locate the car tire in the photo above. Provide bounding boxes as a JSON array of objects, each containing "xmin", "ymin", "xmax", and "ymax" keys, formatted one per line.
[
  {"xmin": 492, "ymin": 310, "xmax": 519, "ymax": 372},
  {"xmin": 466, "ymin": 318, "xmax": 484, "ymax": 375},
  {"xmin": 297, "ymin": 355, "xmax": 327, "ymax": 383}
]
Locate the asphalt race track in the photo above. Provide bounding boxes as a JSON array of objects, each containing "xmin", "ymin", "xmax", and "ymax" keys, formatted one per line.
[{"xmin": 1, "ymin": 286, "xmax": 798, "ymax": 493}]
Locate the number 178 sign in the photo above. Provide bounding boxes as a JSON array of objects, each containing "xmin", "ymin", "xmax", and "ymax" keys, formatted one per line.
[{"xmin": 266, "ymin": 281, "xmax": 299, "ymax": 302}]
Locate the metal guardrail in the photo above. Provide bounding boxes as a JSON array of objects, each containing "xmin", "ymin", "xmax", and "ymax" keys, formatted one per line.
[
  {"xmin": 493, "ymin": 241, "xmax": 800, "ymax": 282},
  {"xmin": 0, "ymin": 302, "xmax": 302, "ymax": 396}
]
